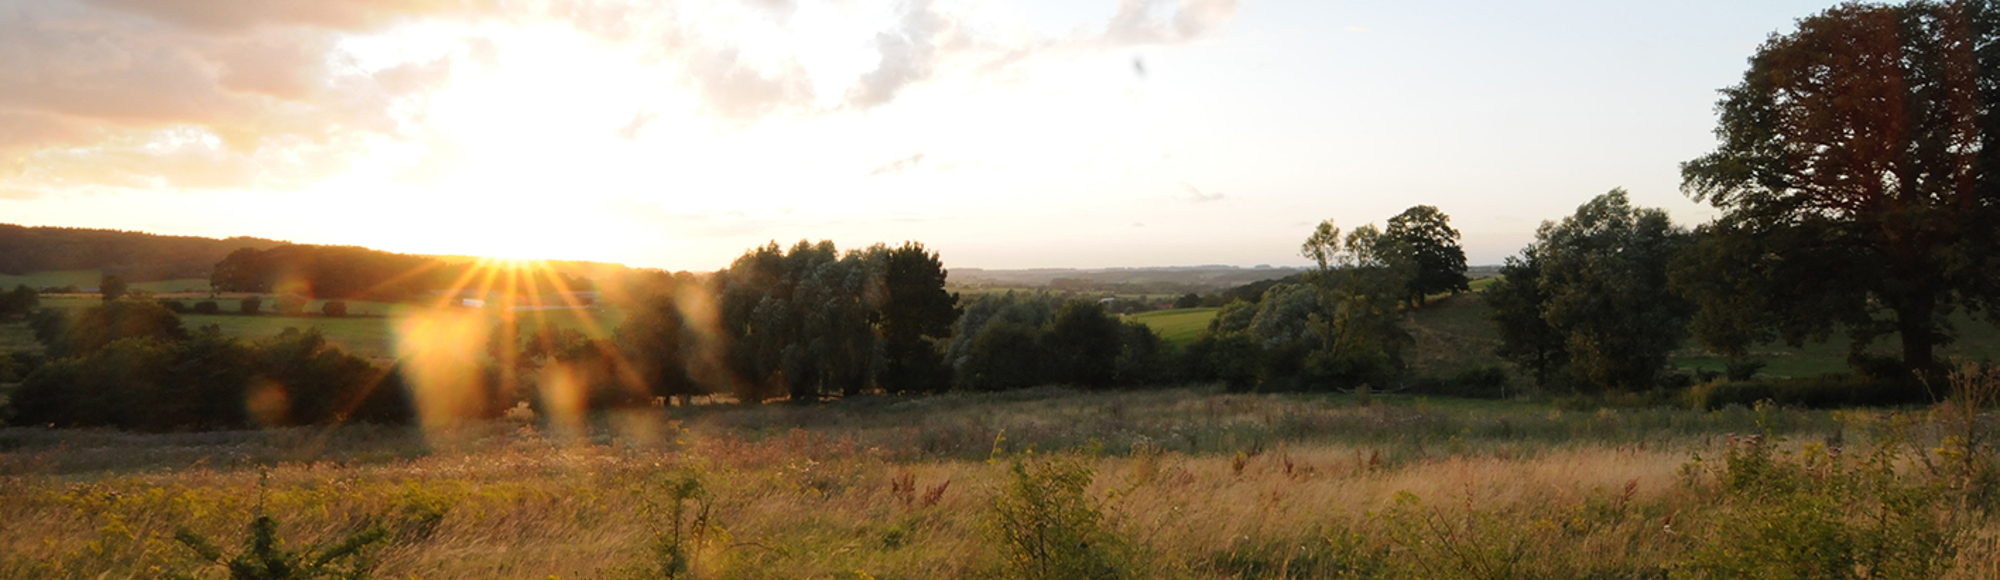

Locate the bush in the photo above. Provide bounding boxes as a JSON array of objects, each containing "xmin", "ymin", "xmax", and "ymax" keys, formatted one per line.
[
  {"xmin": 322, "ymin": 300, "xmax": 348, "ymax": 317},
  {"xmin": 240, "ymin": 296, "xmax": 263, "ymax": 315},
  {"xmin": 193, "ymin": 301, "xmax": 221, "ymax": 314},
  {"xmin": 1679, "ymin": 420, "xmax": 1961, "ymax": 578},
  {"xmin": 985, "ymin": 454, "xmax": 1135, "ymax": 580},
  {"xmin": 158, "ymin": 299, "xmax": 188, "ymax": 313},
  {"xmin": 275, "ymin": 294, "xmax": 308, "ymax": 316},
  {"xmin": 170, "ymin": 496, "xmax": 388, "ymax": 580},
  {"xmin": 1684, "ymin": 374, "xmax": 1927, "ymax": 410}
]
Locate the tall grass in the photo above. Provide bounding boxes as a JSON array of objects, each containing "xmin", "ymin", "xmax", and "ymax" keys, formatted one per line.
[{"xmin": 2, "ymin": 386, "xmax": 1995, "ymax": 578}]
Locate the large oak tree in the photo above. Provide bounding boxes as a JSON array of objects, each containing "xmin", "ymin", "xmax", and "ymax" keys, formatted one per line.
[{"xmin": 1680, "ymin": 0, "xmax": 2000, "ymax": 378}]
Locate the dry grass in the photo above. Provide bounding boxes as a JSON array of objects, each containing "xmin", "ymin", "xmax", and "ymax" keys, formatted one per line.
[{"xmin": 2, "ymin": 387, "xmax": 1995, "ymax": 579}]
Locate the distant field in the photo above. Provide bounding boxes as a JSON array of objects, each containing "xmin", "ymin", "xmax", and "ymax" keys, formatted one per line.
[
  {"xmin": 21, "ymin": 295, "xmax": 621, "ymax": 362},
  {"xmin": 0, "ymin": 269, "xmax": 209, "ymax": 293},
  {"xmin": 1127, "ymin": 307, "xmax": 1218, "ymax": 346}
]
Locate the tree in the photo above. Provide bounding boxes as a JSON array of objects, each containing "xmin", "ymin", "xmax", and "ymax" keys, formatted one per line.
[
  {"xmin": 877, "ymin": 242, "xmax": 959, "ymax": 394},
  {"xmin": 99, "ymin": 274, "xmax": 127, "ymax": 302},
  {"xmin": 1385, "ymin": 205, "xmax": 1471, "ymax": 306},
  {"xmin": 1043, "ymin": 300, "xmax": 1122, "ymax": 388},
  {"xmin": 1504, "ymin": 190, "xmax": 1691, "ymax": 392},
  {"xmin": 1174, "ymin": 293, "xmax": 1202, "ymax": 309},
  {"xmin": 240, "ymin": 296, "xmax": 262, "ymax": 315},
  {"xmin": 37, "ymin": 299, "xmax": 190, "ymax": 359},
  {"xmin": 1679, "ymin": 0, "xmax": 2000, "ymax": 379},
  {"xmin": 1485, "ymin": 246, "xmax": 1569, "ymax": 388},
  {"xmin": 0, "ymin": 284, "xmax": 37, "ymax": 319}
]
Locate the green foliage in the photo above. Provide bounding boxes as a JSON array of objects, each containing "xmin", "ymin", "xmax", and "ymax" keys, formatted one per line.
[
  {"xmin": 1044, "ymin": 301, "xmax": 1122, "ymax": 388},
  {"xmin": 194, "ymin": 300, "xmax": 221, "ymax": 314},
  {"xmin": 985, "ymin": 454, "xmax": 1134, "ymax": 580},
  {"xmin": 210, "ymin": 244, "xmax": 475, "ymax": 301},
  {"xmin": 275, "ymin": 294, "xmax": 309, "ymax": 316},
  {"xmin": 1377, "ymin": 491, "xmax": 1534, "ymax": 580},
  {"xmin": 1492, "ymin": 190, "xmax": 1690, "ymax": 393},
  {"xmin": 12, "ymin": 311, "xmax": 399, "ymax": 429},
  {"xmin": 1190, "ymin": 219, "xmax": 1413, "ymax": 392},
  {"xmin": 1486, "ymin": 250, "xmax": 1567, "ymax": 391},
  {"xmin": 100, "ymin": 274, "xmax": 128, "ymax": 302},
  {"xmin": 36, "ymin": 298, "xmax": 189, "ymax": 358},
  {"xmin": 169, "ymin": 498, "xmax": 388, "ymax": 580},
  {"xmin": 713, "ymin": 240, "xmax": 881, "ymax": 401},
  {"xmin": 879, "ymin": 241, "xmax": 960, "ymax": 394},
  {"xmin": 241, "ymin": 296, "xmax": 263, "ymax": 315},
  {"xmin": 620, "ymin": 469, "xmax": 727, "ymax": 580},
  {"xmin": 1173, "ymin": 293, "xmax": 1201, "ymax": 309},
  {"xmin": 0, "ymin": 284, "xmax": 37, "ymax": 319},
  {"xmin": 1676, "ymin": 421, "xmax": 1961, "ymax": 579},
  {"xmin": 1678, "ymin": 0, "xmax": 2000, "ymax": 378},
  {"xmin": 1683, "ymin": 374, "xmax": 1925, "ymax": 411},
  {"xmin": 1385, "ymin": 205, "xmax": 1471, "ymax": 306},
  {"xmin": 614, "ymin": 276, "xmax": 707, "ymax": 403}
]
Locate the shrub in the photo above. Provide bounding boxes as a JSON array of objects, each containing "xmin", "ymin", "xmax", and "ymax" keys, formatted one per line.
[
  {"xmin": 158, "ymin": 299, "xmax": 188, "ymax": 313},
  {"xmin": 1684, "ymin": 374, "xmax": 1925, "ymax": 410},
  {"xmin": 240, "ymin": 296, "xmax": 263, "ymax": 315},
  {"xmin": 169, "ymin": 478, "xmax": 388, "ymax": 580},
  {"xmin": 193, "ymin": 301, "xmax": 221, "ymax": 314},
  {"xmin": 275, "ymin": 294, "xmax": 308, "ymax": 316},
  {"xmin": 985, "ymin": 454, "xmax": 1135, "ymax": 580},
  {"xmin": 619, "ymin": 469, "xmax": 726, "ymax": 580},
  {"xmin": 322, "ymin": 301, "xmax": 348, "ymax": 318},
  {"xmin": 1677, "ymin": 419, "xmax": 1961, "ymax": 579}
]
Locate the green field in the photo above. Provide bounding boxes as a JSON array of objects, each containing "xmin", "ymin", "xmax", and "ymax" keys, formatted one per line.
[
  {"xmin": 1127, "ymin": 307, "xmax": 1218, "ymax": 346},
  {"xmin": 14, "ymin": 295, "xmax": 621, "ymax": 362},
  {"xmin": 0, "ymin": 269, "xmax": 210, "ymax": 293}
]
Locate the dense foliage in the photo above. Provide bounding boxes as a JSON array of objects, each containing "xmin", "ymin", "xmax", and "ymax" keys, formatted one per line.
[
  {"xmin": 0, "ymin": 223, "xmax": 282, "ymax": 281},
  {"xmin": 11, "ymin": 302, "xmax": 406, "ymax": 430},
  {"xmin": 1487, "ymin": 190, "xmax": 1691, "ymax": 392},
  {"xmin": 1678, "ymin": 0, "xmax": 2000, "ymax": 378}
]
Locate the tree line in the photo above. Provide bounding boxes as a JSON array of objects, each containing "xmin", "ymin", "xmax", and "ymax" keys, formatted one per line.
[{"xmin": 0, "ymin": 224, "xmax": 283, "ymax": 282}]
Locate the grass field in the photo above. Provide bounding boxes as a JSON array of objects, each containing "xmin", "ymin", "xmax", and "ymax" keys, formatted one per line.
[
  {"xmin": 2, "ymin": 387, "xmax": 1995, "ymax": 578},
  {"xmin": 1126, "ymin": 307, "xmax": 1218, "ymax": 346},
  {"xmin": 0, "ymin": 269, "xmax": 210, "ymax": 293},
  {"xmin": 12, "ymin": 296, "xmax": 622, "ymax": 362}
]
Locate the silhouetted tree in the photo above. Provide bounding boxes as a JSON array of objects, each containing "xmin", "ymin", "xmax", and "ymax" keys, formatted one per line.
[
  {"xmin": 877, "ymin": 242, "xmax": 959, "ymax": 394},
  {"xmin": 0, "ymin": 284, "xmax": 37, "ymax": 319},
  {"xmin": 322, "ymin": 300, "xmax": 348, "ymax": 317},
  {"xmin": 99, "ymin": 275, "xmax": 127, "ymax": 302},
  {"xmin": 1678, "ymin": 0, "xmax": 2000, "ymax": 379},
  {"xmin": 1485, "ymin": 246, "xmax": 1568, "ymax": 388},
  {"xmin": 1385, "ymin": 205, "xmax": 1471, "ymax": 306},
  {"xmin": 239, "ymin": 296, "xmax": 262, "ymax": 315}
]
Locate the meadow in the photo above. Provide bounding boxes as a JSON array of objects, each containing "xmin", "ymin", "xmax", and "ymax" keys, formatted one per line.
[{"xmin": 3, "ymin": 385, "xmax": 1997, "ymax": 579}]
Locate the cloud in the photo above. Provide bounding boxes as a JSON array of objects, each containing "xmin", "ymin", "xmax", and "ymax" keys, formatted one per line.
[
  {"xmin": 844, "ymin": 0, "xmax": 955, "ymax": 109},
  {"xmin": 1179, "ymin": 181, "xmax": 1225, "ymax": 203},
  {"xmin": 1105, "ymin": 0, "xmax": 1243, "ymax": 45},
  {"xmin": 0, "ymin": 0, "xmax": 1246, "ymax": 192},
  {"xmin": 0, "ymin": 0, "xmax": 461, "ymax": 192},
  {"xmin": 867, "ymin": 152, "xmax": 926, "ymax": 177}
]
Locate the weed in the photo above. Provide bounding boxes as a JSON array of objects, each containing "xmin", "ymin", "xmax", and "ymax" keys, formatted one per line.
[
  {"xmin": 985, "ymin": 454, "xmax": 1135, "ymax": 580},
  {"xmin": 621, "ymin": 468, "xmax": 727, "ymax": 580}
]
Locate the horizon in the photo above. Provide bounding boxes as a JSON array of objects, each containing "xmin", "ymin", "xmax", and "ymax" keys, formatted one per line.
[{"xmin": 0, "ymin": 0, "xmax": 1848, "ymax": 270}]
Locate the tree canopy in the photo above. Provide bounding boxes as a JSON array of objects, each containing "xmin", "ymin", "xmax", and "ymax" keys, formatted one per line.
[
  {"xmin": 1489, "ymin": 190, "xmax": 1691, "ymax": 392},
  {"xmin": 1679, "ymin": 0, "xmax": 2000, "ymax": 378},
  {"xmin": 1384, "ymin": 205, "xmax": 1471, "ymax": 306}
]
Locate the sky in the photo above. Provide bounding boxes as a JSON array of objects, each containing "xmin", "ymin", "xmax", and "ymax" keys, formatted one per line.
[{"xmin": 0, "ymin": 0, "xmax": 1856, "ymax": 271}]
